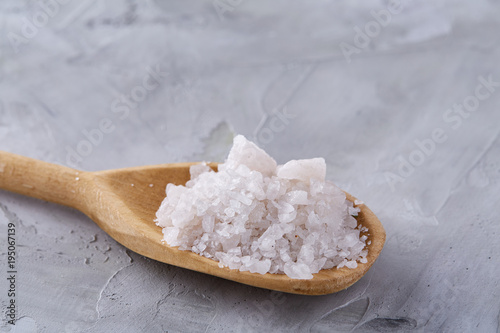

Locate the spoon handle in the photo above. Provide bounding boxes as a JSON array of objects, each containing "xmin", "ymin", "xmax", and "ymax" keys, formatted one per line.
[{"xmin": 0, "ymin": 151, "xmax": 84, "ymax": 209}]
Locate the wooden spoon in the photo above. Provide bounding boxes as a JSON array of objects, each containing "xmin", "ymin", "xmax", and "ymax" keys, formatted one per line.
[{"xmin": 0, "ymin": 151, "xmax": 385, "ymax": 295}]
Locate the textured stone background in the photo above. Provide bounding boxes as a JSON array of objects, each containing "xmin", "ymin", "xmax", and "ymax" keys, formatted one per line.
[{"xmin": 1, "ymin": 0, "xmax": 499, "ymax": 332}]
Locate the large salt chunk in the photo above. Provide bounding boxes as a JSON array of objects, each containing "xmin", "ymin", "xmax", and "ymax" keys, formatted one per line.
[
  {"xmin": 277, "ymin": 158, "xmax": 326, "ymax": 182},
  {"xmin": 220, "ymin": 135, "xmax": 277, "ymax": 176},
  {"xmin": 220, "ymin": 135, "xmax": 277, "ymax": 177}
]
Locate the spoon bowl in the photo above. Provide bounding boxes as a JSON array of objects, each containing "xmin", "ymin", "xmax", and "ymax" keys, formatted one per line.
[{"xmin": 0, "ymin": 151, "xmax": 385, "ymax": 295}]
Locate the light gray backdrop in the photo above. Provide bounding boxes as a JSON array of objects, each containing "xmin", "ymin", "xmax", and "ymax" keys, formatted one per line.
[{"xmin": 1, "ymin": 0, "xmax": 499, "ymax": 332}]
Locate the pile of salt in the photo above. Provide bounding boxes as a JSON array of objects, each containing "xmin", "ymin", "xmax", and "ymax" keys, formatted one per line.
[{"xmin": 155, "ymin": 135, "xmax": 367, "ymax": 279}]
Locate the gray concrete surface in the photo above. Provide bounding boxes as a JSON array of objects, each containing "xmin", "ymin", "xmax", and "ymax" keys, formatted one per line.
[{"xmin": 1, "ymin": 0, "xmax": 499, "ymax": 332}]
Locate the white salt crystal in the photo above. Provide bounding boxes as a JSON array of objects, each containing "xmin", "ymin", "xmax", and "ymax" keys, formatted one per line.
[
  {"xmin": 219, "ymin": 135, "xmax": 277, "ymax": 177},
  {"xmin": 280, "ymin": 248, "xmax": 292, "ymax": 262},
  {"xmin": 348, "ymin": 206, "xmax": 360, "ymax": 217},
  {"xmin": 266, "ymin": 180, "xmax": 281, "ymax": 200},
  {"xmin": 277, "ymin": 158, "xmax": 326, "ymax": 182},
  {"xmin": 298, "ymin": 245, "xmax": 314, "ymax": 264},
  {"xmin": 345, "ymin": 260, "xmax": 358, "ymax": 269},
  {"xmin": 190, "ymin": 162, "xmax": 212, "ymax": 179},
  {"xmin": 224, "ymin": 207, "xmax": 236, "ymax": 217},
  {"xmin": 155, "ymin": 135, "xmax": 368, "ymax": 280},
  {"xmin": 311, "ymin": 258, "xmax": 327, "ymax": 273},
  {"xmin": 278, "ymin": 211, "xmax": 297, "ymax": 223},
  {"xmin": 247, "ymin": 258, "xmax": 272, "ymax": 274},
  {"xmin": 202, "ymin": 215, "xmax": 215, "ymax": 233},
  {"xmin": 285, "ymin": 190, "xmax": 309, "ymax": 205},
  {"xmin": 284, "ymin": 262, "xmax": 313, "ymax": 280},
  {"xmin": 343, "ymin": 233, "xmax": 359, "ymax": 248}
]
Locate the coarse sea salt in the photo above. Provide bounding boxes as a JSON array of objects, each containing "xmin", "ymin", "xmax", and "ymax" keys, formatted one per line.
[{"xmin": 155, "ymin": 135, "xmax": 368, "ymax": 279}]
